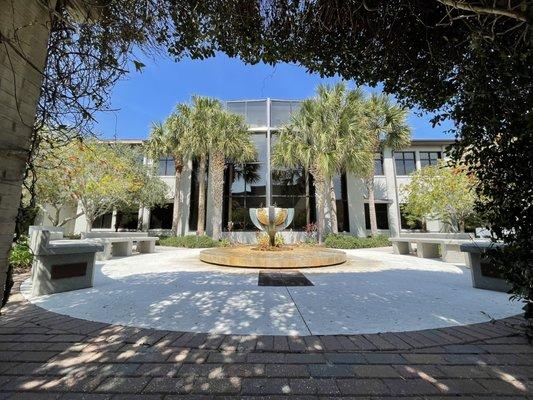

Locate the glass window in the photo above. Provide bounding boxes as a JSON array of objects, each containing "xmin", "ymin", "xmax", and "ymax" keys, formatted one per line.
[
  {"xmin": 419, "ymin": 151, "xmax": 441, "ymax": 167},
  {"xmin": 270, "ymin": 100, "xmax": 292, "ymax": 128},
  {"xmin": 334, "ymin": 174, "xmax": 350, "ymax": 232},
  {"xmin": 150, "ymin": 204, "xmax": 173, "ymax": 229},
  {"xmin": 115, "ymin": 209, "xmax": 139, "ymax": 230},
  {"xmin": 158, "ymin": 157, "xmax": 175, "ymax": 176},
  {"xmin": 394, "ymin": 152, "xmax": 416, "ymax": 175},
  {"xmin": 93, "ymin": 212, "xmax": 112, "ymax": 229},
  {"xmin": 226, "ymin": 101, "xmax": 246, "ymax": 118},
  {"xmin": 374, "ymin": 153, "xmax": 384, "ymax": 175},
  {"xmin": 272, "ymin": 168, "xmax": 306, "ymax": 196},
  {"xmin": 250, "ymin": 133, "xmax": 267, "ymax": 163},
  {"xmin": 245, "ymin": 101, "xmax": 267, "ymax": 127},
  {"xmin": 364, "ymin": 203, "xmax": 390, "ymax": 230}
]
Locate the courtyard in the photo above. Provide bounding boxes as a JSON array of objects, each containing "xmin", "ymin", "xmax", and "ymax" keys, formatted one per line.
[
  {"xmin": 1, "ymin": 248, "xmax": 530, "ymax": 398},
  {"xmin": 21, "ymin": 247, "xmax": 522, "ymax": 336}
]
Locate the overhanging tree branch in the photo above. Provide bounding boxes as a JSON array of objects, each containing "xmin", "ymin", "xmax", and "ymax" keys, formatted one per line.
[{"xmin": 437, "ymin": 0, "xmax": 528, "ymax": 22}]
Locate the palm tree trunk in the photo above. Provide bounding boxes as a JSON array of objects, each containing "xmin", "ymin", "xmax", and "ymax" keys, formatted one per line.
[
  {"xmin": 311, "ymin": 166, "xmax": 326, "ymax": 244},
  {"xmin": 366, "ymin": 178, "xmax": 378, "ymax": 237},
  {"xmin": 329, "ymin": 177, "xmax": 338, "ymax": 234},
  {"xmin": 171, "ymin": 161, "xmax": 183, "ymax": 236},
  {"xmin": 196, "ymin": 154, "xmax": 207, "ymax": 235},
  {"xmin": 0, "ymin": 0, "xmax": 56, "ymax": 308},
  {"xmin": 210, "ymin": 152, "xmax": 225, "ymax": 240}
]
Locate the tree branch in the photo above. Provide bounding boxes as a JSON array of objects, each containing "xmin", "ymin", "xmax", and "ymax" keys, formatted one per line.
[{"xmin": 437, "ymin": 0, "xmax": 527, "ymax": 22}]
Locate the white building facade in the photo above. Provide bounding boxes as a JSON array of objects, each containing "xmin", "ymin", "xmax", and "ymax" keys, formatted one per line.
[{"xmin": 42, "ymin": 99, "xmax": 453, "ymax": 240}]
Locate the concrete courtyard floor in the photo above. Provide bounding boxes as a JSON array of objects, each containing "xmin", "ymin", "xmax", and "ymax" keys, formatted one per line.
[
  {"xmin": 1, "ymin": 246, "xmax": 531, "ymax": 398},
  {"xmin": 21, "ymin": 247, "xmax": 523, "ymax": 335}
]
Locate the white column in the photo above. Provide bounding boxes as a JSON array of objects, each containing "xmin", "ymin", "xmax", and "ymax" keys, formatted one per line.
[
  {"xmin": 178, "ymin": 160, "xmax": 193, "ymax": 235},
  {"xmin": 346, "ymin": 173, "xmax": 367, "ymax": 237},
  {"xmin": 382, "ymin": 148, "xmax": 401, "ymax": 237}
]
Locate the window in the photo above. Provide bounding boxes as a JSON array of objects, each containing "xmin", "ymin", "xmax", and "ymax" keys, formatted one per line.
[
  {"xmin": 394, "ymin": 151, "xmax": 416, "ymax": 175},
  {"xmin": 188, "ymin": 159, "xmax": 208, "ymax": 231},
  {"xmin": 158, "ymin": 157, "xmax": 175, "ymax": 176},
  {"xmin": 419, "ymin": 151, "xmax": 441, "ymax": 167},
  {"xmin": 271, "ymin": 167, "xmax": 316, "ymax": 230},
  {"xmin": 115, "ymin": 209, "xmax": 139, "ymax": 230},
  {"xmin": 332, "ymin": 174, "xmax": 350, "ymax": 232},
  {"xmin": 364, "ymin": 203, "xmax": 389, "ymax": 230},
  {"xmin": 150, "ymin": 204, "xmax": 173, "ymax": 229},
  {"xmin": 374, "ymin": 153, "xmax": 384, "ymax": 175},
  {"xmin": 93, "ymin": 212, "xmax": 112, "ymax": 229},
  {"xmin": 222, "ymin": 133, "xmax": 268, "ymax": 231}
]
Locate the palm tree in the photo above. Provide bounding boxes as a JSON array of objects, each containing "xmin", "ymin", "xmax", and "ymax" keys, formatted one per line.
[
  {"xmin": 362, "ymin": 94, "xmax": 411, "ymax": 236},
  {"xmin": 180, "ymin": 96, "xmax": 256, "ymax": 238},
  {"xmin": 179, "ymin": 96, "xmax": 219, "ymax": 235},
  {"xmin": 273, "ymin": 83, "xmax": 373, "ymax": 243},
  {"xmin": 209, "ymin": 110, "xmax": 256, "ymax": 240},
  {"xmin": 145, "ymin": 114, "xmax": 185, "ymax": 235}
]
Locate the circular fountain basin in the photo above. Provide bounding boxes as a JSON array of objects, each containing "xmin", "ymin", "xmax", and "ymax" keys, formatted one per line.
[{"xmin": 199, "ymin": 246, "xmax": 346, "ymax": 269}]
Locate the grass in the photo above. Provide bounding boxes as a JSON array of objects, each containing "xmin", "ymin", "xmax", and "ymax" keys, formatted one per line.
[{"xmin": 324, "ymin": 234, "xmax": 390, "ymax": 249}]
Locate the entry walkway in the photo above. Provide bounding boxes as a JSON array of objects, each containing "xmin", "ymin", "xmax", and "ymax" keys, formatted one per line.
[{"xmin": 1, "ymin": 275, "xmax": 531, "ymax": 398}]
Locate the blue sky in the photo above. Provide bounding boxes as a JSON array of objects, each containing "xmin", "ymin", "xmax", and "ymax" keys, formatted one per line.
[{"xmin": 94, "ymin": 53, "xmax": 455, "ymax": 140}]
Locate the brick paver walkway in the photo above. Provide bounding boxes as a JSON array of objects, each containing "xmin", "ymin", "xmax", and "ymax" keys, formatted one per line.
[{"xmin": 1, "ymin": 274, "xmax": 531, "ymax": 399}]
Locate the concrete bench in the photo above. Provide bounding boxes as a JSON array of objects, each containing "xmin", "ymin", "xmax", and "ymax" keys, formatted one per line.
[
  {"xmin": 390, "ymin": 236, "xmax": 489, "ymax": 263},
  {"xmin": 29, "ymin": 225, "xmax": 64, "ymax": 240},
  {"xmin": 30, "ymin": 230, "xmax": 104, "ymax": 296},
  {"xmin": 80, "ymin": 232, "xmax": 157, "ymax": 260},
  {"xmin": 460, "ymin": 242, "xmax": 510, "ymax": 292}
]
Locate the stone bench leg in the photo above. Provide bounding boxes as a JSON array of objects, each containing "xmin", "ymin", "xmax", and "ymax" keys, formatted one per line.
[
  {"xmin": 466, "ymin": 253, "xmax": 512, "ymax": 292},
  {"xmin": 96, "ymin": 242, "xmax": 112, "ymax": 261},
  {"xmin": 442, "ymin": 243, "xmax": 466, "ymax": 264},
  {"xmin": 137, "ymin": 240, "xmax": 155, "ymax": 253},
  {"xmin": 112, "ymin": 241, "xmax": 132, "ymax": 257},
  {"xmin": 417, "ymin": 242, "xmax": 440, "ymax": 258},
  {"xmin": 393, "ymin": 241, "xmax": 410, "ymax": 255}
]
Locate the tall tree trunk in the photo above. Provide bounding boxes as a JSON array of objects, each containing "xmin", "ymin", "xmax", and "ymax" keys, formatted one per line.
[
  {"xmin": 311, "ymin": 166, "xmax": 326, "ymax": 244},
  {"xmin": 196, "ymin": 154, "xmax": 207, "ymax": 235},
  {"xmin": 210, "ymin": 152, "xmax": 225, "ymax": 240},
  {"xmin": 329, "ymin": 177, "xmax": 339, "ymax": 234},
  {"xmin": 366, "ymin": 178, "xmax": 378, "ymax": 237},
  {"xmin": 0, "ymin": 1, "xmax": 55, "ymax": 308},
  {"xmin": 171, "ymin": 161, "xmax": 183, "ymax": 236}
]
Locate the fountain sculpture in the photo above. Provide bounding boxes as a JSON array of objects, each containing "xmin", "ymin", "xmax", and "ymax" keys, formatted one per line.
[{"xmin": 249, "ymin": 206, "xmax": 294, "ymax": 247}]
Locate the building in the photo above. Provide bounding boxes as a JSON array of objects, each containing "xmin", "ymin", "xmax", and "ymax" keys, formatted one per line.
[{"xmin": 40, "ymin": 99, "xmax": 454, "ymax": 240}]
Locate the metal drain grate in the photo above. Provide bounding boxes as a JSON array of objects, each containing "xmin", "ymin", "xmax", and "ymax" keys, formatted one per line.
[{"xmin": 258, "ymin": 270, "xmax": 314, "ymax": 286}]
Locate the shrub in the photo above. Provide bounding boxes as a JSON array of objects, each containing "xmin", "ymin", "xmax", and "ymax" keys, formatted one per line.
[
  {"xmin": 324, "ymin": 234, "xmax": 390, "ymax": 249},
  {"xmin": 9, "ymin": 236, "xmax": 33, "ymax": 273},
  {"xmin": 158, "ymin": 235, "xmax": 219, "ymax": 248}
]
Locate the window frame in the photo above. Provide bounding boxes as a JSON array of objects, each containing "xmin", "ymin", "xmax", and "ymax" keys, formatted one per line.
[
  {"xmin": 394, "ymin": 151, "xmax": 417, "ymax": 175},
  {"xmin": 419, "ymin": 151, "xmax": 442, "ymax": 168}
]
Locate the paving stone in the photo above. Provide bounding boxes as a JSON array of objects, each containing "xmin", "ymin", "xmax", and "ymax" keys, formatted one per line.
[
  {"xmin": 189, "ymin": 377, "xmax": 241, "ymax": 394},
  {"xmin": 95, "ymin": 377, "xmax": 151, "ymax": 393},
  {"xmin": 353, "ymin": 365, "xmax": 402, "ymax": 378},
  {"xmin": 241, "ymin": 378, "xmax": 291, "ymax": 395},
  {"xmin": 246, "ymin": 352, "xmax": 285, "ymax": 364},
  {"xmin": 265, "ymin": 364, "xmax": 310, "ymax": 377},
  {"xmin": 363, "ymin": 353, "xmax": 406, "ymax": 364},
  {"xmin": 142, "ymin": 377, "xmax": 193, "ymax": 394},
  {"xmin": 382, "ymin": 378, "xmax": 441, "ymax": 395},
  {"xmin": 335, "ymin": 378, "xmax": 391, "ymax": 395},
  {"xmin": 134, "ymin": 363, "xmax": 181, "ymax": 377},
  {"xmin": 307, "ymin": 364, "xmax": 355, "ymax": 378},
  {"xmin": 324, "ymin": 352, "xmax": 367, "ymax": 364}
]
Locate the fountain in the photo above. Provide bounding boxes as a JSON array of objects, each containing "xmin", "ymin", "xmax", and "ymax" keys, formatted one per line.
[
  {"xmin": 199, "ymin": 205, "xmax": 346, "ymax": 269},
  {"xmin": 249, "ymin": 206, "xmax": 294, "ymax": 247}
]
